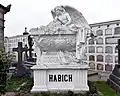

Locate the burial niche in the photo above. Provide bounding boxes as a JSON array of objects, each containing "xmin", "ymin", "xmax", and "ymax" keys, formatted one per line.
[
  {"xmin": 97, "ymin": 63, "xmax": 103, "ymax": 70},
  {"xmin": 96, "ymin": 29, "xmax": 103, "ymax": 36},
  {"xmin": 97, "ymin": 55, "xmax": 103, "ymax": 62},
  {"xmin": 114, "ymin": 27, "xmax": 120, "ymax": 35},
  {"xmin": 96, "ymin": 38, "xmax": 103, "ymax": 44},
  {"xmin": 105, "ymin": 46, "xmax": 113, "ymax": 53},
  {"xmin": 89, "ymin": 46, "xmax": 95, "ymax": 53},
  {"xmin": 89, "ymin": 55, "xmax": 95, "ymax": 61},
  {"xmin": 96, "ymin": 46, "xmax": 103, "ymax": 53},
  {"xmin": 105, "ymin": 55, "xmax": 113, "ymax": 63},
  {"xmin": 105, "ymin": 64, "xmax": 112, "ymax": 71},
  {"xmin": 105, "ymin": 28, "xmax": 112, "ymax": 35},
  {"xmin": 88, "ymin": 39, "xmax": 94, "ymax": 44},
  {"xmin": 89, "ymin": 62, "xmax": 95, "ymax": 69}
]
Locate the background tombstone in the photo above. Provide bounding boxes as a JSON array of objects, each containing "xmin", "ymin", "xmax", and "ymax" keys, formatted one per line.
[
  {"xmin": 107, "ymin": 39, "xmax": 120, "ymax": 92},
  {"xmin": 13, "ymin": 42, "xmax": 29, "ymax": 76}
]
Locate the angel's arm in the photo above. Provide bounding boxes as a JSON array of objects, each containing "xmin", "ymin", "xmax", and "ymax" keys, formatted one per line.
[{"xmin": 64, "ymin": 13, "xmax": 72, "ymax": 26}]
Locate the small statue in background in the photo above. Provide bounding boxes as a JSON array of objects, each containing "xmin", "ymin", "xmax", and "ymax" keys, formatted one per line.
[
  {"xmin": 28, "ymin": 35, "xmax": 34, "ymax": 58},
  {"xmin": 28, "ymin": 35, "xmax": 34, "ymax": 48},
  {"xmin": 24, "ymin": 44, "xmax": 28, "ymax": 61}
]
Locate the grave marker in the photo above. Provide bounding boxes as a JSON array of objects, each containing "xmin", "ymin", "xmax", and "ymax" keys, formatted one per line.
[
  {"xmin": 30, "ymin": 5, "xmax": 96, "ymax": 92},
  {"xmin": 13, "ymin": 42, "xmax": 28, "ymax": 76}
]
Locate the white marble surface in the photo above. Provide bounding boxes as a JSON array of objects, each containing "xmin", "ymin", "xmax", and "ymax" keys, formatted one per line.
[
  {"xmin": 31, "ymin": 65, "xmax": 89, "ymax": 92},
  {"xmin": 31, "ymin": 5, "xmax": 92, "ymax": 93}
]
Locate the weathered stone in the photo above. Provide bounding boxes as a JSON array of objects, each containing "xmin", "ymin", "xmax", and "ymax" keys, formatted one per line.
[{"xmin": 30, "ymin": 5, "xmax": 96, "ymax": 92}]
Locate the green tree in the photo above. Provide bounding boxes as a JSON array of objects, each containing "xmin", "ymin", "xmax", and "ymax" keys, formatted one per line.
[{"xmin": 0, "ymin": 49, "xmax": 14, "ymax": 94}]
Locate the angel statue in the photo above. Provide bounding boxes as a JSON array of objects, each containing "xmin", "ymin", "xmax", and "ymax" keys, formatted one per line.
[
  {"xmin": 31, "ymin": 5, "xmax": 96, "ymax": 65},
  {"xmin": 50, "ymin": 5, "xmax": 95, "ymax": 63},
  {"xmin": 46, "ymin": 6, "xmax": 72, "ymax": 33}
]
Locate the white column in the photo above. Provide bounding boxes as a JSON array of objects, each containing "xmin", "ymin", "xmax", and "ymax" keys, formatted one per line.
[
  {"xmin": 74, "ymin": 69, "xmax": 89, "ymax": 92},
  {"xmin": 31, "ymin": 69, "xmax": 48, "ymax": 92}
]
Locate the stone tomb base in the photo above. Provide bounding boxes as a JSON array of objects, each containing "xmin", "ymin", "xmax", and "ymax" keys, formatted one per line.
[{"xmin": 31, "ymin": 65, "xmax": 89, "ymax": 92}]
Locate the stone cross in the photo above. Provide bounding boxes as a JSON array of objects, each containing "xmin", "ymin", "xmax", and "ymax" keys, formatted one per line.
[{"xmin": 13, "ymin": 42, "xmax": 27, "ymax": 68}]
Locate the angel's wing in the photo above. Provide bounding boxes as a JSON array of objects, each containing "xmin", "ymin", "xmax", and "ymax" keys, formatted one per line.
[
  {"xmin": 51, "ymin": 9, "xmax": 56, "ymax": 19},
  {"xmin": 51, "ymin": 5, "xmax": 90, "ymax": 29},
  {"xmin": 63, "ymin": 5, "xmax": 90, "ymax": 29}
]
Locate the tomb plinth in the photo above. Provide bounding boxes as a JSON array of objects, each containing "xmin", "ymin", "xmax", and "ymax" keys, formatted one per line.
[
  {"xmin": 31, "ymin": 65, "xmax": 89, "ymax": 92},
  {"xmin": 30, "ymin": 5, "xmax": 95, "ymax": 92}
]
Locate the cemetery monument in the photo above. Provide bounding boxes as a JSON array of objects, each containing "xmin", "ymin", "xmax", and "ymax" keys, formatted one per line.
[{"xmin": 30, "ymin": 5, "xmax": 95, "ymax": 92}]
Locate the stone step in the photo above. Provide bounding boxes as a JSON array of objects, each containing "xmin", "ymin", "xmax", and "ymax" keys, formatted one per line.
[
  {"xmin": 107, "ymin": 78, "xmax": 120, "ymax": 93},
  {"xmin": 109, "ymin": 74, "xmax": 120, "ymax": 86}
]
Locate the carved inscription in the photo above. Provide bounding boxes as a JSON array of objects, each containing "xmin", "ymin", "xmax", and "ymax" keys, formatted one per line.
[{"xmin": 49, "ymin": 74, "xmax": 72, "ymax": 82}]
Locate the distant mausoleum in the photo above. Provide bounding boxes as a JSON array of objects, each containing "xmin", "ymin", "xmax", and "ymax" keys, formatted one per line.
[
  {"xmin": 0, "ymin": 4, "xmax": 11, "ymax": 48},
  {"xmin": 87, "ymin": 20, "xmax": 120, "ymax": 72}
]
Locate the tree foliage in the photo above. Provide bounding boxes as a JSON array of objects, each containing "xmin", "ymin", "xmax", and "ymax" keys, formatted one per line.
[{"xmin": 0, "ymin": 49, "xmax": 14, "ymax": 94}]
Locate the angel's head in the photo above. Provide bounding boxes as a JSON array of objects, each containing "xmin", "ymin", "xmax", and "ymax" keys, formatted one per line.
[{"xmin": 54, "ymin": 6, "xmax": 65, "ymax": 16}]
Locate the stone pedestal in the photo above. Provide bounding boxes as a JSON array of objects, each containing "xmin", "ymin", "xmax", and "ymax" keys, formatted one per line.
[{"xmin": 31, "ymin": 65, "xmax": 89, "ymax": 92}]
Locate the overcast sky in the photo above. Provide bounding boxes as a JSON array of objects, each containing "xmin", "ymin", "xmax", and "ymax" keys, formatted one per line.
[{"xmin": 1, "ymin": 0, "xmax": 120, "ymax": 37}]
